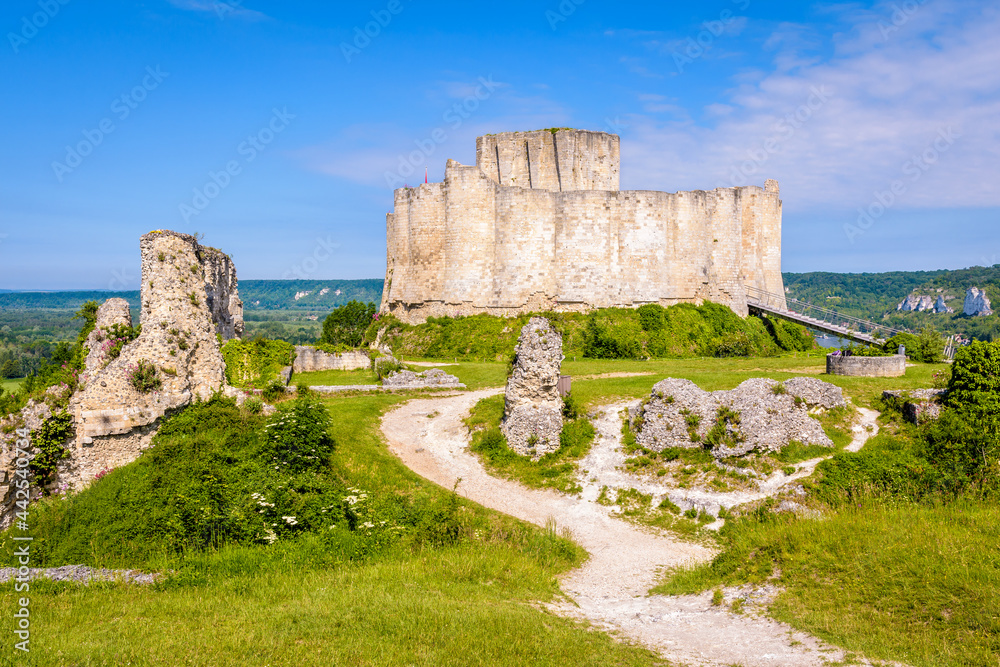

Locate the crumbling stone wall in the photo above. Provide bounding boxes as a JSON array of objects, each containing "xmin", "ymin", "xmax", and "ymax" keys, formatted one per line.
[
  {"xmin": 501, "ymin": 318, "xmax": 564, "ymax": 458},
  {"xmin": 381, "ymin": 129, "xmax": 785, "ymax": 323},
  {"xmin": 81, "ymin": 298, "xmax": 132, "ymax": 378},
  {"xmin": 292, "ymin": 347, "xmax": 370, "ymax": 374},
  {"xmin": 70, "ymin": 230, "xmax": 243, "ymax": 468},
  {"xmin": 0, "ymin": 231, "xmax": 244, "ymax": 528}
]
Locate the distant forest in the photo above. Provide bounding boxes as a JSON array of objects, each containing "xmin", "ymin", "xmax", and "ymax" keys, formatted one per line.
[
  {"xmin": 4, "ymin": 268, "xmax": 1000, "ymax": 380},
  {"xmin": 784, "ymin": 265, "xmax": 1000, "ymax": 340},
  {"xmin": 0, "ymin": 279, "xmax": 384, "ymax": 312}
]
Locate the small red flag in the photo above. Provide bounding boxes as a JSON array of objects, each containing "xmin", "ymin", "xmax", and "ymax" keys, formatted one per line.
[{"xmin": 425, "ymin": 167, "xmax": 428, "ymax": 184}]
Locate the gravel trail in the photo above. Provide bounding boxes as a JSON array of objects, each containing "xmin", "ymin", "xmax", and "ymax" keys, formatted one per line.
[{"xmin": 381, "ymin": 389, "xmax": 886, "ymax": 666}]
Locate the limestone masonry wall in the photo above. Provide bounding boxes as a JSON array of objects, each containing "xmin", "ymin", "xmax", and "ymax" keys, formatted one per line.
[
  {"xmin": 70, "ymin": 230, "xmax": 243, "ymax": 461},
  {"xmin": 382, "ymin": 129, "xmax": 784, "ymax": 323}
]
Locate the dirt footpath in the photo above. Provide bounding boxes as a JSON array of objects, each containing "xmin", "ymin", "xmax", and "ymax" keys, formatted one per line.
[{"xmin": 381, "ymin": 389, "xmax": 888, "ymax": 666}]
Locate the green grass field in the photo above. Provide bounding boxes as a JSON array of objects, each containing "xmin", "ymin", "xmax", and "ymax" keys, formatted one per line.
[
  {"xmin": 0, "ymin": 391, "xmax": 667, "ymax": 667},
  {"xmin": 289, "ymin": 367, "xmax": 381, "ymax": 386},
  {"xmin": 1, "ymin": 378, "xmax": 24, "ymax": 394},
  {"xmin": 0, "ymin": 347, "xmax": 983, "ymax": 667}
]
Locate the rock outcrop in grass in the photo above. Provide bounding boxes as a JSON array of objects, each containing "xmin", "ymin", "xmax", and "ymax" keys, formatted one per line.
[
  {"xmin": 501, "ymin": 317, "xmax": 563, "ymax": 458},
  {"xmin": 635, "ymin": 377, "xmax": 845, "ymax": 458}
]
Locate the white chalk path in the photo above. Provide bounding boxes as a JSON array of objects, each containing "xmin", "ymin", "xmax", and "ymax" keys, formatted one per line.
[{"xmin": 381, "ymin": 389, "xmax": 891, "ymax": 667}]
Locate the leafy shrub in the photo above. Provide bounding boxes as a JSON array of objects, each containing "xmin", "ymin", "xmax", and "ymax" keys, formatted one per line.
[
  {"xmin": 261, "ymin": 396, "xmax": 336, "ymax": 474},
  {"xmin": 29, "ymin": 412, "xmax": 73, "ymax": 491},
  {"xmin": 261, "ymin": 380, "xmax": 287, "ymax": 402},
  {"xmin": 583, "ymin": 314, "xmax": 643, "ymax": 359},
  {"xmin": 373, "ymin": 356, "xmax": 403, "ymax": 380},
  {"xmin": 712, "ymin": 330, "xmax": 752, "ymax": 358},
  {"xmin": 637, "ymin": 304, "xmax": 666, "ymax": 332},
  {"xmin": 221, "ymin": 337, "xmax": 295, "ymax": 390},
  {"xmin": 127, "ymin": 359, "xmax": 161, "ymax": 393},
  {"xmin": 321, "ymin": 301, "xmax": 377, "ymax": 348}
]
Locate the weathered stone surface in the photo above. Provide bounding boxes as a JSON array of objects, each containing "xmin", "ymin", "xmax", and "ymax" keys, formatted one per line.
[
  {"xmin": 82, "ymin": 298, "xmax": 133, "ymax": 379},
  {"xmin": 783, "ymin": 377, "xmax": 846, "ymax": 410},
  {"xmin": 381, "ymin": 368, "xmax": 464, "ymax": 390},
  {"xmin": 381, "ymin": 130, "xmax": 784, "ymax": 323},
  {"xmin": 898, "ymin": 294, "xmax": 934, "ymax": 312},
  {"xmin": 826, "ymin": 353, "xmax": 906, "ymax": 377},
  {"xmin": 882, "ymin": 389, "xmax": 947, "ymax": 424},
  {"xmin": 964, "ymin": 286, "xmax": 993, "ymax": 316},
  {"xmin": 636, "ymin": 377, "xmax": 839, "ymax": 458},
  {"xmin": 292, "ymin": 347, "xmax": 370, "ymax": 373},
  {"xmin": 501, "ymin": 318, "xmax": 563, "ymax": 457},
  {"xmin": 70, "ymin": 230, "xmax": 243, "ymax": 462}
]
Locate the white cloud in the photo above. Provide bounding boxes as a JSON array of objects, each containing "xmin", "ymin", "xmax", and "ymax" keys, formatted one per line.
[
  {"xmin": 166, "ymin": 0, "xmax": 268, "ymax": 21},
  {"xmin": 619, "ymin": 0, "xmax": 1000, "ymax": 212}
]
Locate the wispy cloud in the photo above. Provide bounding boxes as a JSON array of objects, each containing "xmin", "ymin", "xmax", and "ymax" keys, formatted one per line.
[
  {"xmin": 618, "ymin": 0, "xmax": 1000, "ymax": 212},
  {"xmin": 294, "ymin": 78, "xmax": 569, "ymax": 188},
  {"xmin": 166, "ymin": 0, "xmax": 269, "ymax": 21}
]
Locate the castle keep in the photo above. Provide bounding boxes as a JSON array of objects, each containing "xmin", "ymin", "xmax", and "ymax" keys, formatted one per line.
[{"xmin": 380, "ymin": 129, "xmax": 785, "ymax": 323}]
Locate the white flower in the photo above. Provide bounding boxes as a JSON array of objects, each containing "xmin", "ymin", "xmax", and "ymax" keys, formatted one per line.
[{"xmin": 282, "ymin": 515, "xmax": 298, "ymax": 525}]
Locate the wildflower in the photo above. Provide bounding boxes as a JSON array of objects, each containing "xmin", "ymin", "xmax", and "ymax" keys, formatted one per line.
[{"xmin": 283, "ymin": 516, "xmax": 298, "ymax": 526}]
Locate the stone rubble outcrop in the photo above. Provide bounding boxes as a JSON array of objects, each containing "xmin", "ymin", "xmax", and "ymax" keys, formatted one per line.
[
  {"xmin": 934, "ymin": 296, "xmax": 954, "ymax": 314},
  {"xmin": 882, "ymin": 388, "xmax": 947, "ymax": 424},
  {"xmin": 0, "ymin": 231, "xmax": 246, "ymax": 530},
  {"xmin": 381, "ymin": 368, "xmax": 465, "ymax": 390},
  {"xmin": 500, "ymin": 317, "xmax": 564, "ymax": 458},
  {"xmin": 963, "ymin": 287, "xmax": 993, "ymax": 317},
  {"xmin": 635, "ymin": 377, "xmax": 846, "ymax": 459}
]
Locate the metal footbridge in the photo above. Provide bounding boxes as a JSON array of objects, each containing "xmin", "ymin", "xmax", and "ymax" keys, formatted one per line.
[{"xmin": 746, "ymin": 286, "xmax": 907, "ymax": 346}]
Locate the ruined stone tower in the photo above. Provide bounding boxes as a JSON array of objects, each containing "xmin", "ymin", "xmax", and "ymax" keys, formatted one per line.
[{"xmin": 381, "ymin": 129, "xmax": 785, "ymax": 323}]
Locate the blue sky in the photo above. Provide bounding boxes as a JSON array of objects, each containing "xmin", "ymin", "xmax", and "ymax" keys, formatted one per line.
[{"xmin": 1, "ymin": 0, "xmax": 998, "ymax": 289}]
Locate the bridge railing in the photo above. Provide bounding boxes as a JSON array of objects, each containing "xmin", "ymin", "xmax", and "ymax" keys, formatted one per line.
[{"xmin": 745, "ymin": 285, "xmax": 908, "ymax": 343}]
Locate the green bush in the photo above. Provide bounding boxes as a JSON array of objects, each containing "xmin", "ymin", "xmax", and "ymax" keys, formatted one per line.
[
  {"xmin": 881, "ymin": 330, "xmax": 943, "ymax": 363},
  {"xmin": 261, "ymin": 396, "xmax": 336, "ymax": 474},
  {"xmin": 562, "ymin": 391, "xmax": 583, "ymax": 420},
  {"xmin": 29, "ymin": 412, "xmax": 73, "ymax": 491},
  {"xmin": 583, "ymin": 314, "xmax": 643, "ymax": 359},
  {"xmin": 8, "ymin": 397, "xmax": 464, "ymax": 568},
  {"xmin": 221, "ymin": 337, "xmax": 295, "ymax": 390},
  {"xmin": 321, "ymin": 301, "xmax": 377, "ymax": 348},
  {"xmin": 637, "ymin": 304, "xmax": 666, "ymax": 332}
]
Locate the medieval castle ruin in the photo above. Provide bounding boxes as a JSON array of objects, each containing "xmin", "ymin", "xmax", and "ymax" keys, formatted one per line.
[
  {"xmin": 0, "ymin": 231, "xmax": 244, "ymax": 527},
  {"xmin": 380, "ymin": 129, "xmax": 786, "ymax": 323}
]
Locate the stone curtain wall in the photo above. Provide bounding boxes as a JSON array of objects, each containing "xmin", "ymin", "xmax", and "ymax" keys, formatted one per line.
[
  {"xmin": 381, "ymin": 130, "xmax": 784, "ymax": 323},
  {"xmin": 71, "ymin": 231, "xmax": 244, "ymax": 458}
]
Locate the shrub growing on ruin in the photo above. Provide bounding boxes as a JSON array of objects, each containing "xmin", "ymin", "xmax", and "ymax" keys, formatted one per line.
[
  {"xmin": 127, "ymin": 359, "xmax": 161, "ymax": 393},
  {"xmin": 221, "ymin": 337, "xmax": 295, "ymax": 389},
  {"xmin": 29, "ymin": 412, "xmax": 73, "ymax": 492}
]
